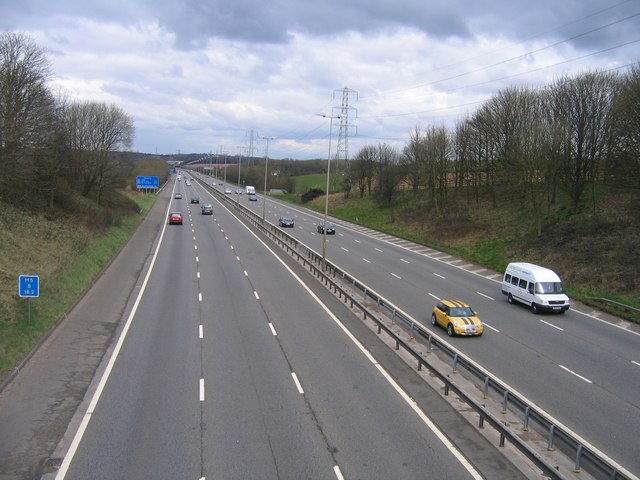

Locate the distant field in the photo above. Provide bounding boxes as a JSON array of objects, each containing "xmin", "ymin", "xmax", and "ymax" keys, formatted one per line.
[{"xmin": 293, "ymin": 173, "xmax": 326, "ymax": 192}]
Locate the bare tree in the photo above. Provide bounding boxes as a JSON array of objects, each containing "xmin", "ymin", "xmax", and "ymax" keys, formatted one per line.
[
  {"xmin": 611, "ymin": 63, "xmax": 640, "ymax": 191},
  {"xmin": 550, "ymin": 71, "xmax": 618, "ymax": 212},
  {"xmin": 65, "ymin": 101, "xmax": 134, "ymax": 204},
  {"xmin": 423, "ymin": 125, "xmax": 451, "ymax": 213},
  {"xmin": 375, "ymin": 143, "xmax": 402, "ymax": 206},
  {"xmin": 0, "ymin": 32, "xmax": 53, "ymax": 199},
  {"xmin": 401, "ymin": 126, "xmax": 427, "ymax": 193},
  {"xmin": 350, "ymin": 145, "xmax": 377, "ymax": 198}
]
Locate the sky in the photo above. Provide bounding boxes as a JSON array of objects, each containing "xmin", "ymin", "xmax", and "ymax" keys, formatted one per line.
[{"xmin": 2, "ymin": 0, "xmax": 639, "ymax": 160}]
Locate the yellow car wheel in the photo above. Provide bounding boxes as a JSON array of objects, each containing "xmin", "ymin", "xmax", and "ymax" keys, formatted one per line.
[{"xmin": 447, "ymin": 323, "xmax": 455, "ymax": 337}]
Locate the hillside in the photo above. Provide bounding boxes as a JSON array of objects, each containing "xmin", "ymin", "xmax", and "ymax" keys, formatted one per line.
[
  {"xmin": 304, "ymin": 187, "xmax": 640, "ymax": 320},
  {"xmin": 0, "ymin": 193, "xmax": 154, "ymax": 380}
]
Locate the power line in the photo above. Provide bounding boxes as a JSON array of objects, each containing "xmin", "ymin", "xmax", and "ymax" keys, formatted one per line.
[{"xmin": 361, "ymin": 5, "xmax": 639, "ymax": 101}]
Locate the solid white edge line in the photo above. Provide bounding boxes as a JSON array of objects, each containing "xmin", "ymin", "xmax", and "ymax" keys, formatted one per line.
[
  {"xmin": 239, "ymin": 186, "xmax": 640, "ymax": 480},
  {"xmin": 213, "ymin": 202, "xmax": 484, "ymax": 480},
  {"xmin": 291, "ymin": 372, "xmax": 304, "ymax": 394},
  {"xmin": 55, "ymin": 184, "xmax": 176, "ymax": 480}
]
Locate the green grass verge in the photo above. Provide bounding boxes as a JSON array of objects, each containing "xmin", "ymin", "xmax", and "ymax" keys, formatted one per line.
[
  {"xmin": 297, "ymin": 188, "xmax": 640, "ymax": 321},
  {"xmin": 0, "ymin": 192, "xmax": 157, "ymax": 381}
]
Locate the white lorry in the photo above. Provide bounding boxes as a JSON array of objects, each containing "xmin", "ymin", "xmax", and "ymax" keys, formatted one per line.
[
  {"xmin": 501, "ymin": 262, "xmax": 570, "ymax": 314},
  {"xmin": 245, "ymin": 185, "xmax": 255, "ymax": 195}
]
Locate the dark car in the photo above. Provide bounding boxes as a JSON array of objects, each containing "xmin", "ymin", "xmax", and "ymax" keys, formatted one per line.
[
  {"xmin": 169, "ymin": 212, "xmax": 183, "ymax": 225},
  {"xmin": 190, "ymin": 196, "xmax": 200, "ymax": 204},
  {"xmin": 201, "ymin": 204, "xmax": 213, "ymax": 215},
  {"xmin": 317, "ymin": 221, "xmax": 335, "ymax": 234},
  {"xmin": 278, "ymin": 215, "xmax": 294, "ymax": 228}
]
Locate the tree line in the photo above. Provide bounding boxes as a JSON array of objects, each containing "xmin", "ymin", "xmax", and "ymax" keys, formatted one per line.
[
  {"xmin": 0, "ymin": 32, "xmax": 141, "ymax": 213},
  {"xmin": 348, "ymin": 65, "xmax": 640, "ymax": 234}
]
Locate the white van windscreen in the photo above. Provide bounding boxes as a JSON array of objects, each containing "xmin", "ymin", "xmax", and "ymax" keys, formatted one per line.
[{"xmin": 535, "ymin": 282, "xmax": 564, "ymax": 294}]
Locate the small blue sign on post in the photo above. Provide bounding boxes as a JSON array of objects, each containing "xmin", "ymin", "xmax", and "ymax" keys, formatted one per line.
[
  {"xmin": 19, "ymin": 275, "xmax": 39, "ymax": 298},
  {"xmin": 136, "ymin": 176, "xmax": 159, "ymax": 190}
]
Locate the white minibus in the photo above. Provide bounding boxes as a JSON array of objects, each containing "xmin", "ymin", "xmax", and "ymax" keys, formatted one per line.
[{"xmin": 501, "ymin": 262, "xmax": 570, "ymax": 314}]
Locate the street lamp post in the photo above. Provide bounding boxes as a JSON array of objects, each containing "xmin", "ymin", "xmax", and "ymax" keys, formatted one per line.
[
  {"xmin": 319, "ymin": 114, "xmax": 340, "ymax": 269},
  {"xmin": 260, "ymin": 136, "xmax": 275, "ymax": 223},
  {"xmin": 236, "ymin": 147, "xmax": 244, "ymax": 207}
]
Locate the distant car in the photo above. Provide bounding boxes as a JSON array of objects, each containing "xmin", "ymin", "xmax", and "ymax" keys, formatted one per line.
[
  {"xmin": 235, "ymin": 188, "xmax": 243, "ymax": 194},
  {"xmin": 185, "ymin": 181, "xmax": 191, "ymax": 186},
  {"xmin": 169, "ymin": 212, "xmax": 183, "ymax": 225},
  {"xmin": 224, "ymin": 188, "xmax": 232, "ymax": 194},
  {"xmin": 248, "ymin": 193, "xmax": 257, "ymax": 201},
  {"xmin": 218, "ymin": 182, "xmax": 223, "ymax": 186},
  {"xmin": 431, "ymin": 300, "xmax": 484, "ymax": 337},
  {"xmin": 317, "ymin": 221, "xmax": 335, "ymax": 234},
  {"xmin": 278, "ymin": 215, "xmax": 294, "ymax": 227},
  {"xmin": 201, "ymin": 204, "xmax": 213, "ymax": 215},
  {"xmin": 174, "ymin": 193, "xmax": 182, "ymax": 199},
  {"xmin": 190, "ymin": 196, "xmax": 199, "ymax": 204}
]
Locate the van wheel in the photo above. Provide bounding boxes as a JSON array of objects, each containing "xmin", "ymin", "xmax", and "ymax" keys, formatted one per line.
[
  {"xmin": 531, "ymin": 303, "xmax": 539, "ymax": 314},
  {"xmin": 447, "ymin": 324, "xmax": 455, "ymax": 337},
  {"xmin": 431, "ymin": 314, "xmax": 437, "ymax": 326},
  {"xmin": 507, "ymin": 293, "xmax": 514, "ymax": 304}
]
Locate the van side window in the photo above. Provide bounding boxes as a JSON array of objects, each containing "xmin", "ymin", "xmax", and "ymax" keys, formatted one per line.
[
  {"xmin": 528, "ymin": 283, "xmax": 534, "ymax": 294},
  {"xmin": 505, "ymin": 273, "xmax": 512, "ymax": 283},
  {"xmin": 511, "ymin": 276, "xmax": 519, "ymax": 286},
  {"xmin": 519, "ymin": 278, "xmax": 528, "ymax": 288}
]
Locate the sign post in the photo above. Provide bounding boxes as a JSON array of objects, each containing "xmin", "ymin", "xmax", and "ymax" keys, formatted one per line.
[{"xmin": 18, "ymin": 275, "xmax": 39, "ymax": 324}]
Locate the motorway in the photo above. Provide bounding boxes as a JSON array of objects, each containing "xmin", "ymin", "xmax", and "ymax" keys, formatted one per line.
[
  {"xmin": 192, "ymin": 171, "xmax": 640, "ymax": 477},
  {"xmin": 52, "ymin": 175, "xmax": 526, "ymax": 479}
]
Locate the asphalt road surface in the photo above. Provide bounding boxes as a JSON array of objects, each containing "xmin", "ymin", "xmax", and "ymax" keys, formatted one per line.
[
  {"xmin": 196, "ymin": 171, "xmax": 640, "ymax": 478},
  {"xmin": 0, "ymin": 176, "xmax": 528, "ymax": 480}
]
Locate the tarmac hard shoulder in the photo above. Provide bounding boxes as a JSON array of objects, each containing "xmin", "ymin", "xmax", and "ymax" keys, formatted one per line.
[{"xmin": 0, "ymin": 191, "xmax": 169, "ymax": 480}]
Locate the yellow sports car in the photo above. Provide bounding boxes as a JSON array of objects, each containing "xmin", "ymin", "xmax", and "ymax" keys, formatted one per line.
[{"xmin": 431, "ymin": 299, "xmax": 484, "ymax": 337}]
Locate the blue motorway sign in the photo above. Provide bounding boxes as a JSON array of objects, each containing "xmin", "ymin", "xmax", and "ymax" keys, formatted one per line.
[
  {"xmin": 136, "ymin": 176, "xmax": 159, "ymax": 189},
  {"xmin": 19, "ymin": 275, "xmax": 39, "ymax": 298}
]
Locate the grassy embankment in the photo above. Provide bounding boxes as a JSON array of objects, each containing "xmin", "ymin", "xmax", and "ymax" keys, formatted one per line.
[
  {"xmin": 0, "ymin": 192, "xmax": 157, "ymax": 381},
  {"xmin": 276, "ymin": 175, "xmax": 640, "ymax": 322}
]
